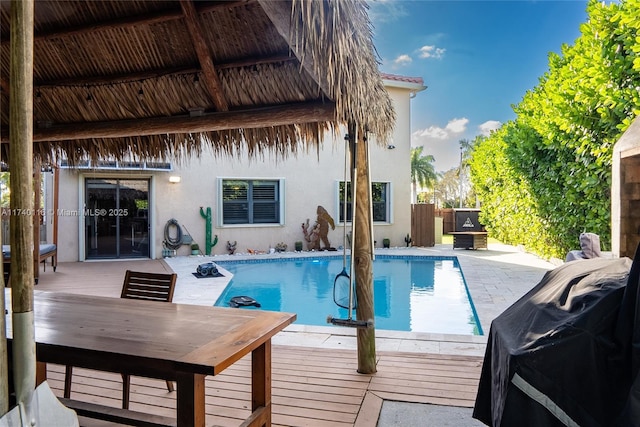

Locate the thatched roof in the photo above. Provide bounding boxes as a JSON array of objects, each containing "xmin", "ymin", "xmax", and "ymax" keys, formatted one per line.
[{"xmin": 0, "ymin": 0, "xmax": 395, "ymax": 164}]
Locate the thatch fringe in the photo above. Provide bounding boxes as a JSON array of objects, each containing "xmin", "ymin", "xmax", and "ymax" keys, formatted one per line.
[
  {"xmin": 28, "ymin": 120, "xmax": 333, "ymax": 167},
  {"xmin": 289, "ymin": 0, "xmax": 395, "ymax": 143}
]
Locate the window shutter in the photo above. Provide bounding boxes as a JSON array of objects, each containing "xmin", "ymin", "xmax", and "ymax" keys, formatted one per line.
[{"xmin": 252, "ymin": 182, "xmax": 278, "ymax": 223}]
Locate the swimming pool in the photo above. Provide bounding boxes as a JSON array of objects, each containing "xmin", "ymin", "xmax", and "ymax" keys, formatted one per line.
[{"xmin": 214, "ymin": 255, "xmax": 483, "ymax": 335}]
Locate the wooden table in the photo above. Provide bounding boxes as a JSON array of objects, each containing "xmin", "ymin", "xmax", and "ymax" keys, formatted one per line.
[{"xmin": 6, "ymin": 290, "xmax": 296, "ymax": 426}]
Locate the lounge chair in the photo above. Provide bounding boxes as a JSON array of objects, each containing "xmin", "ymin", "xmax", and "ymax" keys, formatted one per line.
[{"xmin": 2, "ymin": 243, "xmax": 57, "ymax": 285}]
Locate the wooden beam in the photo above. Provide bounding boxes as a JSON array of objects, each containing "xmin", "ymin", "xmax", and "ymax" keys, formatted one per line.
[
  {"xmin": 34, "ymin": 8, "xmax": 183, "ymax": 43},
  {"xmin": 180, "ymin": 0, "xmax": 229, "ymax": 111},
  {"xmin": 35, "ymin": 66, "xmax": 200, "ymax": 89},
  {"xmin": 0, "ymin": 101, "xmax": 334, "ymax": 143},
  {"xmin": 219, "ymin": 53, "xmax": 295, "ymax": 70},
  {"xmin": 34, "ymin": 53, "xmax": 295, "ymax": 88},
  {"xmin": 1, "ymin": 1, "xmax": 253, "ymax": 46}
]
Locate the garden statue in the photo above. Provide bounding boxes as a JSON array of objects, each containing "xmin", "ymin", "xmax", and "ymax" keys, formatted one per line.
[
  {"xmin": 302, "ymin": 205, "xmax": 336, "ymax": 251},
  {"xmin": 301, "ymin": 219, "xmax": 320, "ymax": 250},
  {"xmin": 227, "ymin": 240, "xmax": 237, "ymax": 255}
]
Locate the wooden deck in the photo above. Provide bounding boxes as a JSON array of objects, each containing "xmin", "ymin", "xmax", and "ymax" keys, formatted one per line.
[{"xmin": 30, "ymin": 260, "xmax": 483, "ymax": 426}]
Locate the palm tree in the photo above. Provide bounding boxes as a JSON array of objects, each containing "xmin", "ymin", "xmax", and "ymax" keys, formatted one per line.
[{"xmin": 410, "ymin": 146, "xmax": 437, "ymax": 204}]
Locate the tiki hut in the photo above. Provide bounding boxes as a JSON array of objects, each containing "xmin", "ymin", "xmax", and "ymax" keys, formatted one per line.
[
  {"xmin": 0, "ymin": 0, "xmax": 395, "ymax": 163},
  {"xmin": 1, "ymin": 0, "xmax": 395, "ymax": 419}
]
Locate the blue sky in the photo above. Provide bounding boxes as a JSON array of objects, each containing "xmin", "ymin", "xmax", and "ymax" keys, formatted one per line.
[{"xmin": 369, "ymin": 0, "xmax": 590, "ymax": 172}]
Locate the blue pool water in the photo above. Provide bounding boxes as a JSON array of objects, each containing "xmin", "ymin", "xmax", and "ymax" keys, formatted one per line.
[{"xmin": 214, "ymin": 256, "xmax": 483, "ymax": 335}]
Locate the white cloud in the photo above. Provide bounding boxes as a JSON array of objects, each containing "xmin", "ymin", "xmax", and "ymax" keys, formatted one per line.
[
  {"xmin": 418, "ymin": 45, "xmax": 446, "ymax": 59},
  {"xmin": 416, "ymin": 118, "xmax": 468, "ymax": 140},
  {"xmin": 393, "ymin": 54, "xmax": 412, "ymax": 67},
  {"xmin": 478, "ymin": 120, "xmax": 502, "ymax": 136},
  {"xmin": 412, "ymin": 118, "xmax": 470, "ymax": 172},
  {"xmin": 445, "ymin": 117, "xmax": 469, "ymax": 134},
  {"xmin": 418, "ymin": 126, "xmax": 449, "ymax": 140}
]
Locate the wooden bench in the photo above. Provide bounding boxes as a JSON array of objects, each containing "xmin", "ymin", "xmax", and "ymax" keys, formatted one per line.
[
  {"xmin": 59, "ymin": 398, "xmax": 176, "ymax": 427},
  {"xmin": 2, "ymin": 243, "xmax": 57, "ymax": 285},
  {"xmin": 451, "ymin": 232, "xmax": 488, "ymax": 250}
]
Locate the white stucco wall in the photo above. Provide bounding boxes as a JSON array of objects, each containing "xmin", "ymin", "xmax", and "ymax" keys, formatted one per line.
[{"xmin": 51, "ymin": 82, "xmax": 422, "ymax": 261}]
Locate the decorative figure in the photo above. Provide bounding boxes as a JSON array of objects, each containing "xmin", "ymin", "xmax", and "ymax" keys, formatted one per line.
[
  {"xmin": 301, "ymin": 219, "xmax": 319, "ymax": 251},
  {"xmin": 316, "ymin": 205, "xmax": 336, "ymax": 249},
  {"xmin": 302, "ymin": 205, "xmax": 336, "ymax": 251},
  {"xmin": 199, "ymin": 206, "xmax": 218, "ymax": 255},
  {"xmin": 227, "ymin": 240, "xmax": 237, "ymax": 255}
]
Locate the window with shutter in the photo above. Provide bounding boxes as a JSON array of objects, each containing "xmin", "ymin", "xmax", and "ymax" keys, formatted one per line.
[{"xmin": 221, "ymin": 179, "xmax": 280, "ymax": 225}]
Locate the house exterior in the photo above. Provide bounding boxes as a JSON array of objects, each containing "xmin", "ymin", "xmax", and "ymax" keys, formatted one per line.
[{"xmin": 45, "ymin": 74, "xmax": 426, "ymax": 262}]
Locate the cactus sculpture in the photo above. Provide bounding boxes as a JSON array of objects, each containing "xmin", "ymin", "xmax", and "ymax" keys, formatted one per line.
[
  {"xmin": 405, "ymin": 233, "xmax": 412, "ymax": 247},
  {"xmin": 199, "ymin": 206, "xmax": 218, "ymax": 255}
]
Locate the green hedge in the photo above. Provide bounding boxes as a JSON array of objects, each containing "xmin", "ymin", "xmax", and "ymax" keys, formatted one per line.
[{"xmin": 469, "ymin": 0, "xmax": 640, "ymax": 259}]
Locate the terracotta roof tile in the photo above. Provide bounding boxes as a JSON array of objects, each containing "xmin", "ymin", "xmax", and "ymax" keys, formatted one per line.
[{"xmin": 380, "ymin": 73, "xmax": 425, "ymax": 85}]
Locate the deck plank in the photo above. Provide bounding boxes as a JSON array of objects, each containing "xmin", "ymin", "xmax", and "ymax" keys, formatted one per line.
[{"xmin": 47, "ymin": 346, "xmax": 482, "ymax": 427}]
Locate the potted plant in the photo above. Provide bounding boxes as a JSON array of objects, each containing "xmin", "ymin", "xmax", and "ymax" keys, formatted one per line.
[
  {"xmin": 295, "ymin": 241, "xmax": 303, "ymax": 252},
  {"xmin": 382, "ymin": 238, "xmax": 391, "ymax": 248},
  {"xmin": 191, "ymin": 243, "xmax": 200, "ymax": 255}
]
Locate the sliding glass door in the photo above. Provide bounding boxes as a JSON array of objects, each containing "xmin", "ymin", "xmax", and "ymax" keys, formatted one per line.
[{"xmin": 85, "ymin": 178, "xmax": 149, "ymax": 259}]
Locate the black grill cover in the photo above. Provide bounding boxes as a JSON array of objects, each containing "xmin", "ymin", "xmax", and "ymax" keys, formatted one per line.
[{"xmin": 473, "ymin": 247, "xmax": 640, "ymax": 427}]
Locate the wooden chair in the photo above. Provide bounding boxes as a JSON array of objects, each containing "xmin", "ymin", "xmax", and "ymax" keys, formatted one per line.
[{"xmin": 64, "ymin": 270, "xmax": 178, "ymax": 409}]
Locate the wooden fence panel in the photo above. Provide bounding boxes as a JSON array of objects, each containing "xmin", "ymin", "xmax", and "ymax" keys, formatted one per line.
[
  {"xmin": 411, "ymin": 204, "xmax": 435, "ymax": 247},
  {"xmin": 435, "ymin": 208, "xmax": 454, "ymax": 234}
]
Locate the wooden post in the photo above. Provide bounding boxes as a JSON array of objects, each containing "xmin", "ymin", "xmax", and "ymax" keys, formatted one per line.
[
  {"xmin": 0, "ymin": 203, "xmax": 7, "ymax": 416},
  {"xmin": 53, "ymin": 166, "xmax": 59, "ymax": 249},
  {"xmin": 353, "ymin": 126, "xmax": 376, "ymax": 374},
  {"xmin": 33, "ymin": 159, "xmax": 41, "ymax": 281},
  {"xmin": 9, "ymin": 0, "xmax": 36, "ymax": 407}
]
